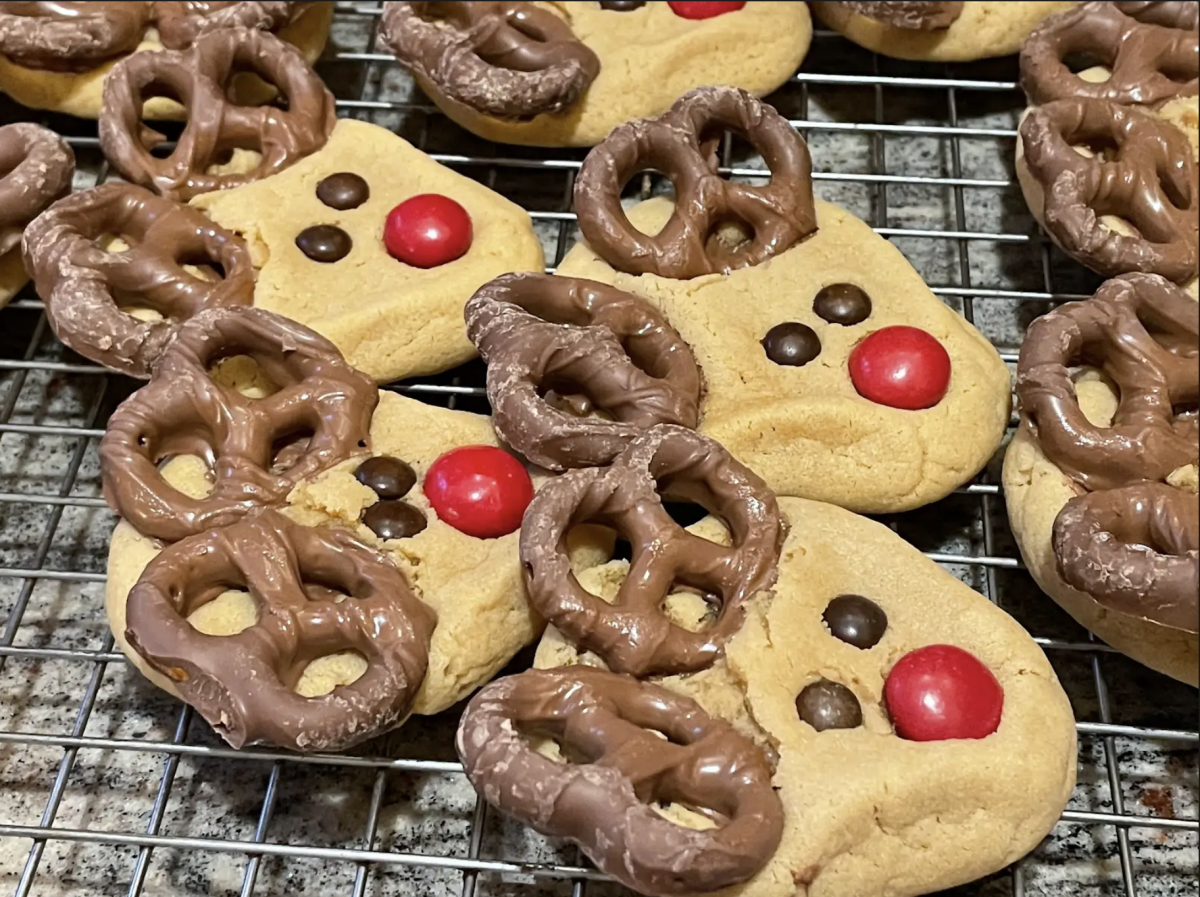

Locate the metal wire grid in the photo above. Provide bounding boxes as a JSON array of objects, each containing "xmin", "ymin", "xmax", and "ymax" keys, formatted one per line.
[{"xmin": 0, "ymin": 3, "xmax": 1196, "ymax": 896}]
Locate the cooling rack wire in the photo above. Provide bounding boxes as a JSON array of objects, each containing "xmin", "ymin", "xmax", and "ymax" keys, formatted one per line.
[{"xmin": 0, "ymin": 3, "xmax": 1196, "ymax": 896}]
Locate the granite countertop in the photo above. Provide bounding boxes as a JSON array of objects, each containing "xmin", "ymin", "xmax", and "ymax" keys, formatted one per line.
[{"xmin": 0, "ymin": 5, "xmax": 1197, "ymax": 897}]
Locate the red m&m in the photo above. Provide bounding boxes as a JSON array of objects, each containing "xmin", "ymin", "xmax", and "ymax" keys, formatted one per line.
[
  {"xmin": 884, "ymin": 644, "xmax": 1003, "ymax": 742},
  {"xmin": 384, "ymin": 194, "xmax": 473, "ymax": 268},
  {"xmin": 849, "ymin": 326, "xmax": 951, "ymax": 410},
  {"xmin": 423, "ymin": 446, "xmax": 533, "ymax": 539},
  {"xmin": 667, "ymin": 1, "xmax": 746, "ymax": 19}
]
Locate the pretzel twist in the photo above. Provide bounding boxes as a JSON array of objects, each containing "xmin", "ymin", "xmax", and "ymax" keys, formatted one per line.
[
  {"xmin": 0, "ymin": 122, "xmax": 74, "ymax": 258},
  {"xmin": 127, "ymin": 510, "xmax": 436, "ymax": 751},
  {"xmin": 465, "ymin": 272, "xmax": 701, "ymax": 471},
  {"xmin": 100, "ymin": 307, "xmax": 377, "ymax": 543},
  {"xmin": 457, "ymin": 667, "xmax": 783, "ymax": 896},
  {"xmin": 0, "ymin": 1, "xmax": 150, "ymax": 69}
]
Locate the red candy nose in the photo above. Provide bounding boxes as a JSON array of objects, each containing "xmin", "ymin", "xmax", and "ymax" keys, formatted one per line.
[
  {"xmin": 884, "ymin": 644, "xmax": 1004, "ymax": 742},
  {"xmin": 667, "ymin": 1, "xmax": 747, "ymax": 19},
  {"xmin": 384, "ymin": 194, "xmax": 473, "ymax": 269},
  {"xmin": 423, "ymin": 446, "xmax": 533, "ymax": 539},
  {"xmin": 849, "ymin": 325, "xmax": 951, "ymax": 410}
]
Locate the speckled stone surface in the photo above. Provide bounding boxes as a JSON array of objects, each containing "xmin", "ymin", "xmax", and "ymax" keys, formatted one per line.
[{"xmin": 0, "ymin": 5, "xmax": 1196, "ymax": 897}]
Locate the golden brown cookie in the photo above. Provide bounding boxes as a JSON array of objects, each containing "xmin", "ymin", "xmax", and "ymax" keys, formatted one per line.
[
  {"xmin": 379, "ymin": 1, "xmax": 812, "ymax": 148},
  {"xmin": 535, "ymin": 496, "xmax": 1078, "ymax": 897}
]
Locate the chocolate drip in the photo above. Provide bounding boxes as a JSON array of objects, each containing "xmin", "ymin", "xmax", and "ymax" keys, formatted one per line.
[
  {"xmin": 0, "ymin": 123, "xmax": 74, "ymax": 258},
  {"xmin": 457, "ymin": 667, "xmax": 783, "ymax": 896},
  {"xmin": 574, "ymin": 87, "xmax": 818, "ymax": 279},
  {"xmin": 465, "ymin": 272, "xmax": 701, "ymax": 471},
  {"xmin": 100, "ymin": 306, "xmax": 377, "ymax": 542},
  {"xmin": 378, "ymin": 1, "xmax": 599, "ymax": 120},
  {"xmin": 520, "ymin": 425, "xmax": 783, "ymax": 677},
  {"xmin": 838, "ymin": 1, "xmax": 963, "ymax": 30},
  {"xmin": 127, "ymin": 510, "xmax": 436, "ymax": 751},
  {"xmin": 23, "ymin": 183, "xmax": 254, "ymax": 378}
]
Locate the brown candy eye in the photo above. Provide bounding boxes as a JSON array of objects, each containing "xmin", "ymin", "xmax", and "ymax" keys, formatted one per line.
[
  {"xmin": 363, "ymin": 500, "xmax": 428, "ymax": 540},
  {"xmin": 317, "ymin": 172, "xmax": 370, "ymax": 210},
  {"xmin": 355, "ymin": 456, "xmax": 417, "ymax": 500},
  {"xmin": 796, "ymin": 680, "xmax": 863, "ymax": 732},
  {"xmin": 599, "ymin": 0, "xmax": 646, "ymax": 8},
  {"xmin": 296, "ymin": 225, "xmax": 352, "ymax": 263},
  {"xmin": 762, "ymin": 322, "xmax": 821, "ymax": 367},
  {"xmin": 823, "ymin": 594, "xmax": 888, "ymax": 649},
  {"xmin": 814, "ymin": 283, "xmax": 872, "ymax": 326}
]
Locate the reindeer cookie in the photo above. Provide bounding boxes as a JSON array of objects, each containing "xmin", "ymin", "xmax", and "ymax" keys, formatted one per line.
[
  {"xmin": 377, "ymin": 1, "xmax": 812, "ymax": 147},
  {"xmin": 0, "ymin": 1, "xmax": 332, "ymax": 118},
  {"xmin": 458, "ymin": 428, "xmax": 1077, "ymax": 897},
  {"xmin": 102, "ymin": 306, "xmax": 608, "ymax": 751},
  {"xmin": 490, "ymin": 87, "xmax": 1012, "ymax": 513},
  {"xmin": 1016, "ymin": 1, "xmax": 1199, "ymax": 293}
]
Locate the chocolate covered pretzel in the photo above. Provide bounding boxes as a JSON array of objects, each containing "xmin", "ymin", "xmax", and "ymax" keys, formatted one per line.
[
  {"xmin": 1021, "ymin": 1, "xmax": 1199, "ymax": 107},
  {"xmin": 378, "ymin": 1, "xmax": 599, "ymax": 120},
  {"xmin": 101, "ymin": 306, "xmax": 376, "ymax": 543},
  {"xmin": 127, "ymin": 510, "xmax": 436, "ymax": 751},
  {"xmin": 574, "ymin": 87, "xmax": 817, "ymax": 280},
  {"xmin": 835, "ymin": 1, "xmax": 963, "ymax": 30},
  {"xmin": 99, "ymin": 27, "xmax": 336, "ymax": 200},
  {"xmin": 0, "ymin": 123, "xmax": 74, "ymax": 260},
  {"xmin": 465, "ymin": 272, "xmax": 701, "ymax": 471},
  {"xmin": 521, "ymin": 425, "xmax": 782, "ymax": 677},
  {"xmin": 457, "ymin": 666, "xmax": 783, "ymax": 896},
  {"xmin": 1054, "ymin": 482, "xmax": 1199, "ymax": 633},
  {"xmin": 1020, "ymin": 97, "xmax": 1198, "ymax": 284},
  {"xmin": 23, "ymin": 183, "xmax": 254, "ymax": 378},
  {"xmin": 1017, "ymin": 273, "xmax": 1198, "ymax": 493},
  {"xmin": 152, "ymin": 1, "xmax": 296, "ymax": 49},
  {"xmin": 0, "ymin": 2, "xmax": 151, "ymax": 70}
]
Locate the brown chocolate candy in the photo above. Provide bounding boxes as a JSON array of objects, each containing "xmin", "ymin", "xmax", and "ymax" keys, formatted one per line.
[
  {"xmin": 1021, "ymin": 1, "xmax": 1198, "ymax": 108},
  {"xmin": 465, "ymin": 272, "xmax": 702, "ymax": 471},
  {"xmin": 796, "ymin": 679, "xmax": 864, "ymax": 731},
  {"xmin": 521, "ymin": 425, "xmax": 783, "ymax": 677},
  {"xmin": 317, "ymin": 172, "xmax": 370, "ymax": 210},
  {"xmin": 813, "ymin": 282, "xmax": 872, "ymax": 326},
  {"xmin": 599, "ymin": 0, "xmax": 645, "ymax": 9},
  {"xmin": 378, "ymin": 2, "xmax": 600, "ymax": 120},
  {"xmin": 100, "ymin": 306, "xmax": 377, "ymax": 542},
  {"xmin": 126, "ymin": 510, "xmax": 436, "ymax": 751},
  {"xmin": 355, "ymin": 456, "xmax": 417, "ymax": 499},
  {"xmin": 836, "ymin": 1, "xmax": 963, "ymax": 30},
  {"xmin": 1020, "ymin": 97, "xmax": 1198, "ymax": 284},
  {"xmin": 152, "ymin": 1, "xmax": 296, "ymax": 50},
  {"xmin": 822, "ymin": 593, "xmax": 888, "ymax": 649},
  {"xmin": 0, "ymin": 2, "xmax": 151, "ymax": 70},
  {"xmin": 1054, "ymin": 482, "xmax": 1198, "ymax": 633},
  {"xmin": 456, "ymin": 667, "xmax": 784, "ymax": 896},
  {"xmin": 0, "ymin": 123, "xmax": 74, "ymax": 259},
  {"xmin": 23, "ymin": 183, "xmax": 254, "ymax": 379},
  {"xmin": 363, "ymin": 500, "xmax": 428, "ymax": 540},
  {"xmin": 296, "ymin": 224, "xmax": 352, "ymax": 263},
  {"xmin": 762, "ymin": 322, "xmax": 821, "ymax": 367},
  {"xmin": 99, "ymin": 27, "xmax": 336, "ymax": 201},
  {"xmin": 1017, "ymin": 273, "xmax": 1198, "ymax": 493},
  {"xmin": 575, "ymin": 87, "xmax": 818, "ymax": 280}
]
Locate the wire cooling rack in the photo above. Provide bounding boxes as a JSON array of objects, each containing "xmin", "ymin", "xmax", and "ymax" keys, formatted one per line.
[{"xmin": 0, "ymin": 4, "xmax": 1197, "ymax": 896}]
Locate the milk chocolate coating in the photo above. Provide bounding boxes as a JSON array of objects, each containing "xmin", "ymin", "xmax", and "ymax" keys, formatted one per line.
[
  {"xmin": 465, "ymin": 272, "xmax": 701, "ymax": 471},
  {"xmin": 126, "ymin": 510, "xmax": 436, "ymax": 751},
  {"xmin": 456, "ymin": 667, "xmax": 784, "ymax": 896},
  {"xmin": 1020, "ymin": 97, "xmax": 1198, "ymax": 284},
  {"xmin": 1114, "ymin": 1, "xmax": 1200, "ymax": 30},
  {"xmin": 1053, "ymin": 482, "xmax": 1198, "ymax": 633},
  {"xmin": 99, "ymin": 27, "xmax": 336, "ymax": 201},
  {"xmin": 378, "ymin": 1, "xmax": 600, "ymax": 120},
  {"xmin": 100, "ymin": 306, "xmax": 377, "ymax": 543},
  {"xmin": 574, "ymin": 87, "xmax": 817, "ymax": 279},
  {"xmin": 0, "ymin": 123, "xmax": 74, "ymax": 260},
  {"xmin": 1021, "ymin": 1, "xmax": 1198, "ymax": 108},
  {"xmin": 521, "ymin": 425, "xmax": 783, "ymax": 677},
  {"xmin": 153, "ymin": 1, "xmax": 295, "ymax": 50},
  {"xmin": 1017, "ymin": 273, "xmax": 1198, "ymax": 493},
  {"xmin": 22, "ymin": 183, "xmax": 254, "ymax": 379},
  {"xmin": 838, "ymin": 1, "xmax": 963, "ymax": 30},
  {"xmin": 0, "ymin": 2, "xmax": 150, "ymax": 70}
]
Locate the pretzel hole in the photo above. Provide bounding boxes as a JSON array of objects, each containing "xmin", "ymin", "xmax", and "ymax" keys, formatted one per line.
[
  {"xmin": 294, "ymin": 652, "xmax": 369, "ymax": 697},
  {"xmin": 210, "ymin": 355, "xmax": 282, "ymax": 398},
  {"xmin": 270, "ymin": 428, "xmax": 316, "ymax": 474},
  {"xmin": 186, "ymin": 588, "xmax": 258, "ymax": 636},
  {"xmin": 653, "ymin": 801, "xmax": 723, "ymax": 831},
  {"xmin": 160, "ymin": 453, "xmax": 217, "ymax": 499}
]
